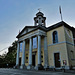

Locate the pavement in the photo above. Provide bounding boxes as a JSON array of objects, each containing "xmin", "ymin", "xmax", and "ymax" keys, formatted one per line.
[{"xmin": 0, "ymin": 68, "xmax": 75, "ymax": 75}]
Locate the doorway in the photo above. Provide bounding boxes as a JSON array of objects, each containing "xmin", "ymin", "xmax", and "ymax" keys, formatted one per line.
[
  {"xmin": 19, "ymin": 58, "xmax": 21, "ymax": 66},
  {"xmin": 54, "ymin": 53, "xmax": 61, "ymax": 68},
  {"xmin": 32, "ymin": 55, "xmax": 35, "ymax": 66}
]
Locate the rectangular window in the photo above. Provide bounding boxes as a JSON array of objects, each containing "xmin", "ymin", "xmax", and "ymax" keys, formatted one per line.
[
  {"xmin": 33, "ymin": 37, "xmax": 37, "ymax": 49},
  {"xmin": 20, "ymin": 42, "xmax": 23, "ymax": 52}
]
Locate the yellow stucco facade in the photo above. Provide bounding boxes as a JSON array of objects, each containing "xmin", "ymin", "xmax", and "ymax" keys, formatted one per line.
[
  {"xmin": 18, "ymin": 25, "xmax": 75, "ymax": 69},
  {"xmin": 16, "ymin": 12, "xmax": 75, "ymax": 70}
]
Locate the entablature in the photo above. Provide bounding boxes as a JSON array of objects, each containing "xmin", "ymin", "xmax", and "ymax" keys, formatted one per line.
[{"xmin": 18, "ymin": 29, "xmax": 46, "ymax": 42}]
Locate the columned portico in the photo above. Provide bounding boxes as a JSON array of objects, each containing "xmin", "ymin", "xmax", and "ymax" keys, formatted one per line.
[
  {"xmin": 16, "ymin": 29, "xmax": 47, "ymax": 70},
  {"xmin": 21, "ymin": 40, "xmax": 26, "ymax": 69},
  {"xmin": 16, "ymin": 42, "xmax": 20, "ymax": 68}
]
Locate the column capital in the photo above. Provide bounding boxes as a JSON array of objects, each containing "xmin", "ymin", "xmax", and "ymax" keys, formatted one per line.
[
  {"xmin": 37, "ymin": 34, "xmax": 47, "ymax": 37},
  {"xmin": 37, "ymin": 34, "xmax": 42, "ymax": 37},
  {"xmin": 38, "ymin": 34, "xmax": 41, "ymax": 36},
  {"xmin": 29, "ymin": 36, "xmax": 32, "ymax": 39},
  {"xmin": 18, "ymin": 38, "xmax": 26, "ymax": 43}
]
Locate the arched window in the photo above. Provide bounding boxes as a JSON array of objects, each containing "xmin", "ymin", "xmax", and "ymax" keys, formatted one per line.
[{"xmin": 52, "ymin": 31, "xmax": 58, "ymax": 43}]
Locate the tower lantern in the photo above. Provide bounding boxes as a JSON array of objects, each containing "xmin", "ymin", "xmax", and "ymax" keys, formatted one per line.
[{"xmin": 34, "ymin": 11, "xmax": 46, "ymax": 26}]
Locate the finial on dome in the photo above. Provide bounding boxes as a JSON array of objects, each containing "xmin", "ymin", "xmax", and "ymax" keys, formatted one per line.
[{"xmin": 38, "ymin": 8, "xmax": 41, "ymax": 12}]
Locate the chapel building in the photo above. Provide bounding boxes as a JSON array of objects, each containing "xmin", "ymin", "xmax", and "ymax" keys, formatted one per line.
[{"xmin": 16, "ymin": 11, "xmax": 75, "ymax": 70}]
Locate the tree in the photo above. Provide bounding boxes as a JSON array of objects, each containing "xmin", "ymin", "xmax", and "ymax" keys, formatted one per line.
[{"xmin": 4, "ymin": 40, "xmax": 17, "ymax": 68}]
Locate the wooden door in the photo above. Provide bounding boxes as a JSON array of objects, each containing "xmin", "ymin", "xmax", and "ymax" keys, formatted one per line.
[{"xmin": 54, "ymin": 53, "xmax": 61, "ymax": 68}]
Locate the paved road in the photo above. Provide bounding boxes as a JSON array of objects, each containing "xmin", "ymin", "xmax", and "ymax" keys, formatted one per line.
[{"xmin": 0, "ymin": 68, "xmax": 75, "ymax": 75}]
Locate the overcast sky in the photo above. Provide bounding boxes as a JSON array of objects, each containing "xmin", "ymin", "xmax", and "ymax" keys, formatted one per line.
[{"xmin": 0, "ymin": 0, "xmax": 75, "ymax": 55}]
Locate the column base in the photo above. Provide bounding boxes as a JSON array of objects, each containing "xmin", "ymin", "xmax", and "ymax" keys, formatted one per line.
[
  {"xmin": 27, "ymin": 65, "xmax": 32, "ymax": 70},
  {"xmin": 20, "ymin": 64, "xmax": 26, "ymax": 69},
  {"xmin": 36, "ymin": 64, "xmax": 44, "ymax": 70},
  {"xmin": 27, "ymin": 64, "xmax": 35, "ymax": 70},
  {"xmin": 44, "ymin": 65, "xmax": 49, "ymax": 70},
  {"xmin": 14, "ymin": 65, "xmax": 19, "ymax": 69}
]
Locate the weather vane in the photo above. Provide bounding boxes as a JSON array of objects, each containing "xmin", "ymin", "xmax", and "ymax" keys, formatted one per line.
[{"xmin": 38, "ymin": 8, "xmax": 41, "ymax": 12}]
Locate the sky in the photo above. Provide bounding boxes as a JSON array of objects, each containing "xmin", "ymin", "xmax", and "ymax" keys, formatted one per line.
[{"xmin": 0, "ymin": 0, "xmax": 75, "ymax": 55}]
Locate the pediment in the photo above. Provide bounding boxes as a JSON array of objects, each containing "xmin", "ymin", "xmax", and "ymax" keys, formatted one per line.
[
  {"xmin": 20, "ymin": 28, "xmax": 35, "ymax": 36},
  {"xmin": 17, "ymin": 25, "xmax": 47, "ymax": 38},
  {"xmin": 17, "ymin": 26, "xmax": 37, "ymax": 38}
]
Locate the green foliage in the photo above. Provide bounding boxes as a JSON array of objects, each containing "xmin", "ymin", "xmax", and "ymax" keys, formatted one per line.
[{"xmin": 0, "ymin": 40, "xmax": 17, "ymax": 68}]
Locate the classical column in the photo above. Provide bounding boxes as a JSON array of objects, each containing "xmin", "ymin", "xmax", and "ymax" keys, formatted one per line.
[
  {"xmin": 37, "ymin": 35, "xmax": 42, "ymax": 69},
  {"xmin": 21, "ymin": 40, "xmax": 26, "ymax": 69},
  {"xmin": 44, "ymin": 36, "xmax": 49, "ymax": 69},
  {"xmin": 29, "ymin": 37, "xmax": 32, "ymax": 66},
  {"xmin": 16, "ymin": 42, "xmax": 20, "ymax": 68}
]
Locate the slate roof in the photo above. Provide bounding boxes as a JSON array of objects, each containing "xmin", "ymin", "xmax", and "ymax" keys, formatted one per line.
[
  {"xmin": 36, "ymin": 12, "xmax": 44, "ymax": 17},
  {"xmin": 47, "ymin": 21, "xmax": 75, "ymax": 31}
]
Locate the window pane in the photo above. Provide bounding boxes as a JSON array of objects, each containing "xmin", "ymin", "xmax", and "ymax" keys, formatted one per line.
[
  {"xmin": 33, "ymin": 37, "xmax": 37, "ymax": 49},
  {"xmin": 53, "ymin": 31, "xmax": 58, "ymax": 43},
  {"xmin": 20, "ymin": 42, "xmax": 23, "ymax": 52}
]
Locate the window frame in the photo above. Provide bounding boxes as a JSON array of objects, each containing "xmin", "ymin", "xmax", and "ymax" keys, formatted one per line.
[{"xmin": 52, "ymin": 31, "xmax": 58, "ymax": 44}]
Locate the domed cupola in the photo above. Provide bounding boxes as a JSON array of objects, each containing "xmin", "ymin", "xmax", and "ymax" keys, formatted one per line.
[
  {"xmin": 34, "ymin": 11, "xmax": 46, "ymax": 26},
  {"xmin": 36, "ymin": 12, "xmax": 44, "ymax": 17}
]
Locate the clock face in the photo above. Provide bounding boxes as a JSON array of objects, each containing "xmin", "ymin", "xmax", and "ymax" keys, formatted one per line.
[{"xmin": 33, "ymin": 37, "xmax": 37, "ymax": 49}]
